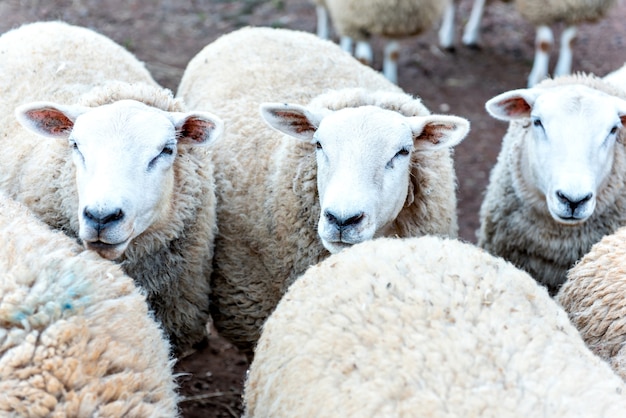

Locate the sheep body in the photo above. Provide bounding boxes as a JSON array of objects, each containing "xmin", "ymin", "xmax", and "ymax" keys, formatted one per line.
[
  {"xmin": 0, "ymin": 21, "xmax": 221, "ymax": 356},
  {"xmin": 177, "ymin": 26, "xmax": 467, "ymax": 356},
  {"xmin": 312, "ymin": 0, "xmax": 447, "ymax": 83},
  {"xmin": 477, "ymin": 73, "xmax": 626, "ymax": 294},
  {"xmin": 244, "ymin": 236, "xmax": 626, "ymax": 417},
  {"xmin": 0, "ymin": 193, "xmax": 178, "ymax": 417},
  {"xmin": 556, "ymin": 224, "xmax": 626, "ymax": 382}
]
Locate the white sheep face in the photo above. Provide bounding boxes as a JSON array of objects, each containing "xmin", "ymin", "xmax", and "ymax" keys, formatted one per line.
[
  {"xmin": 261, "ymin": 103, "xmax": 469, "ymax": 253},
  {"xmin": 15, "ymin": 99, "xmax": 223, "ymax": 260},
  {"xmin": 486, "ymin": 84, "xmax": 626, "ymax": 224}
]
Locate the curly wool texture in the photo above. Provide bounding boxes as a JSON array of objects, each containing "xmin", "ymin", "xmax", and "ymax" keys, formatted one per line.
[
  {"xmin": 477, "ymin": 73, "xmax": 626, "ymax": 293},
  {"xmin": 244, "ymin": 236, "xmax": 626, "ymax": 417},
  {"xmin": 0, "ymin": 194, "xmax": 178, "ymax": 418},
  {"xmin": 0, "ymin": 21, "xmax": 216, "ymax": 356},
  {"xmin": 177, "ymin": 26, "xmax": 460, "ymax": 355},
  {"xmin": 556, "ymin": 225, "xmax": 626, "ymax": 382},
  {"xmin": 313, "ymin": 0, "xmax": 446, "ymax": 40},
  {"xmin": 515, "ymin": 0, "xmax": 616, "ymax": 26}
]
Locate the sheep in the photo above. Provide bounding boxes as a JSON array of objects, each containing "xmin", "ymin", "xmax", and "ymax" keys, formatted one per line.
[
  {"xmin": 312, "ymin": 0, "xmax": 449, "ymax": 83},
  {"xmin": 446, "ymin": 0, "xmax": 617, "ymax": 86},
  {"xmin": 477, "ymin": 72, "xmax": 626, "ymax": 296},
  {"xmin": 0, "ymin": 192, "xmax": 179, "ymax": 417},
  {"xmin": 177, "ymin": 26, "xmax": 470, "ymax": 357},
  {"xmin": 556, "ymin": 224, "xmax": 626, "ymax": 382},
  {"xmin": 243, "ymin": 236, "xmax": 626, "ymax": 417},
  {"xmin": 0, "ymin": 21, "xmax": 224, "ymax": 357}
]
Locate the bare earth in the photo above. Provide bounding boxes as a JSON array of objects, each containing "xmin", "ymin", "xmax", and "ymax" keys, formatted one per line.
[{"xmin": 2, "ymin": 0, "xmax": 626, "ymax": 416}]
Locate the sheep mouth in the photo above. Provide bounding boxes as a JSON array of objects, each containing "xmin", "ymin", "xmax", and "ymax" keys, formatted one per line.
[{"xmin": 84, "ymin": 239, "xmax": 129, "ymax": 260}]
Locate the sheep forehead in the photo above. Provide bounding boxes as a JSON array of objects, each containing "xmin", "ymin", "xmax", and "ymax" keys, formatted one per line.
[
  {"xmin": 533, "ymin": 85, "xmax": 619, "ymax": 130},
  {"xmin": 71, "ymin": 100, "xmax": 175, "ymax": 156},
  {"xmin": 316, "ymin": 106, "xmax": 413, "ymax": 158}
]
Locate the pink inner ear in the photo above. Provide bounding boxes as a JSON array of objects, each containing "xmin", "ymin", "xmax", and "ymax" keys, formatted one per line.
[
  {"xmin": 499, "ymin": 97, "xmax": 531, "ymax": 117},
  {"xmin": 274, "ymin": 110, "xmax": 315, "ymax": 134},
  {"xmin": 180, "ymin": 117, "xmax": 216, "ymax": 144},
  {"xmin": 419, "ymin": 122, "xmax": 456, "ymax": 145},
  {"xmin": 26, "ymin": 108, "xmax": 73, "ymax": 135}
]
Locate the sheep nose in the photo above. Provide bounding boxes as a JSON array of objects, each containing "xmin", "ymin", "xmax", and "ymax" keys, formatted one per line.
[
  {"xmin": 325, "ymin": 210, "xmax": 365, "ymax": 230},
  {"xmin": 83, "ymin": 207, "xmax": 125, "ymax": 230},
  {"xmin": 556, "ymin": 190, "xmax": 592, "ymax": 211}
]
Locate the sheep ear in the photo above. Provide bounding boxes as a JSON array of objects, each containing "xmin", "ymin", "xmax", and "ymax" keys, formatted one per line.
[
  {"xmin": 171, "ymin": 111, "xmax": 224, "ymax": 146},
  {"xmin": 485, "ymin": 88, "xmax": 540, "ymax": 121},
  {"xmin": 260, "ymin": 103, "xmax": 331, "ymax": 142},
  {"xmin": 409, "ymin": 115, "xmax": 470, "ymax": 150},
  {"xmin": 15, "ymin": 101, "xmax": 89, "ymax": 139}
]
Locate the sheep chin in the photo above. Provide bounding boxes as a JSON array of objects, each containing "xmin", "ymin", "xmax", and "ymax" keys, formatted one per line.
[{"xmin": 84, "ymin": 239, "xmax": 130, "ymax": 260}]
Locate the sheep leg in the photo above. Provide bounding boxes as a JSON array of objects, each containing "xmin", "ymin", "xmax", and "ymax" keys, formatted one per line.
[
  {"xmin": 438, "ymin": 1, "xmax": 456, "ymax": 50},
  {"xmin": 527, "ymin": 25, "xmax": 553, "ymax": 87},
  {"xmin": 340, "ymin": 35, "xmax": 354, "ymax": 54},
  {"xmin": 554, "ymin": 26, "xmax": 577, "ymax": 77},
  {"xmin": 462, "ymin": 0, "xmax": 486, "ymax": 47},
  {"xmin": 382, "ymin": 40, "xmax": 399, "ymax": 84},
  {"xmin": 355, "ymin": 40, "xmax": 374, "ymax": 67},
  {"xmin": 316, "ymin": 5, "xmax": 329, "ymax": 39}
]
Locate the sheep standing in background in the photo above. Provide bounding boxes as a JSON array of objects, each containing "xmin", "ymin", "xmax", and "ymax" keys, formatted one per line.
[
  {"xmin": 312, "ymin": 0, "xmax": 449, "ymax": 83},
  {"xmin": 478, "ymin": 72, "xmax": 626, "ymax": 295},
  {"xmin": 0, "ymin": 193, "xmax": 179, "ymax": 417},
  {"xmin": 556, "ymin": 225, "xmax": 626, "ymax": 382},
  {"xmin": 0, "ymin": 21, "xmax": 224, "ymax": 357},
  {"xmin": 448, "ymin": 0, "xmax": 616, "ymax": 86},
  {"xmin": 244, "ymin": 236, "xmax": 626, "ymax": 417},
  {"xmin": 177, "ymin": 26, "xmax": 470, "ymax": 357}
]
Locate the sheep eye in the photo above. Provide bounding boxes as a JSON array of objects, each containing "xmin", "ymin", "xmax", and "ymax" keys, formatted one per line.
[
  {"xmin": 610, "ymin": 126, "xmax": 619, "ymax": 135},
  {"xmin": 161, "ymin": 146, "xmax": 174, "ymax": 156},
  {"xmin": 533, "ymin": 118, "xmax": 543, "ymax": 128},
  {"xmin": 396, "ymin": 148, "xmax": 410, "ymax": 157},
  {"xmin": 315, "ymin": 141, "xmax": 322, "ymax": 150}
]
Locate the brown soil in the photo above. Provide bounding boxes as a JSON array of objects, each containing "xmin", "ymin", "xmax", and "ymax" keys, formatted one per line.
[{"xmin": 2, "ymin": 0, "xmax": 626, "ymax": 416}]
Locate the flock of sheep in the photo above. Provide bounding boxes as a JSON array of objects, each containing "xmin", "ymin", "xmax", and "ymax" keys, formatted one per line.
[{"xmin": 1, "ymin": 0, "xmax": 626, "ymax": 416}]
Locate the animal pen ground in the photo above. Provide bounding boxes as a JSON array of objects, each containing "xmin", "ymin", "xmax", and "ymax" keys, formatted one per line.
[{"xmin": 2, "ymin": 0, "xmax": 626, "ymax": 416}]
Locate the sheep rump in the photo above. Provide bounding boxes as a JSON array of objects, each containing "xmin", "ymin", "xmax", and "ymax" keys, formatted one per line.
[
  {"xmin": 177, "ymin": 26, "xmax": 462, "ymax": 356},
  {"xmin": 0, "ymin": 193, "xmax": 178, "ymax": 417},
  {"xmin": 244, "ymin": 236, "xmax": 626, "ymax": 417}
]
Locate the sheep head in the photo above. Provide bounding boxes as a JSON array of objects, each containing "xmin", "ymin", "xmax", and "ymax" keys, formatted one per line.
[
  {"xmin": 486, "ymin": 84, "xmax": 626, "ymax": 225},
  {"xmin": 15, "ymin": 99, "xmax": 223, "ymax": 260},
  {"xmin": 261, "ymin": 103, "xmax": 469, "ymax": 253}
]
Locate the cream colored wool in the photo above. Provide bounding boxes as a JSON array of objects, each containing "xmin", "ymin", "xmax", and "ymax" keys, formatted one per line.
[
  {"xmin": 557, "ymin": 225, "xmax": 626, "ymax": 382},
  {"xmin": 0, "ymin": 193, "xmax": 179, "ymax": 418},
  {"xmin": 177, "ymin": 26, "xmax": 461, "ymax": 356},
  {"xmin": 244, "ymin": 236, "xmax": 626, "ymax": 417},
  {"xmin": 313, "ymin": 0, "xmax": 447, "ymax": 41},
  {"xmin": 515, "ymin": 0, "xmax": 615, "ymax": 26},
  {"xmin": 477, "ymin": 73, "xmax": 626, "ymax": 295},
  {"xmin": 0, "ymin": 21, "xmax": 217, "ymax": 356}
]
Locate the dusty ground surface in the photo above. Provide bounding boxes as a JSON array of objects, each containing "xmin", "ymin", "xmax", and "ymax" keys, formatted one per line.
[{"xmin": 2, "ymin": 0, "xmax": 626, "ymax": 416}]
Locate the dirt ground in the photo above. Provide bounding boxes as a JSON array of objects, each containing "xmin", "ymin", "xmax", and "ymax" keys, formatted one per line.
[{"xmin": 2, "ymin": 0, "xmax": 626, "ymax": 416}]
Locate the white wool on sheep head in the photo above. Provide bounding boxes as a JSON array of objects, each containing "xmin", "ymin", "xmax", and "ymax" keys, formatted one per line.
[
  {"xmin": 14, "ymin": 99, "xmax": 223, "ymax": 260},
  {"xmin": 260, "ymin": 103, "xmax": 469, "ymax": 253},
  {"xmin": 486, "ymin": 84, "xmax": 626, "ymax": 225}
]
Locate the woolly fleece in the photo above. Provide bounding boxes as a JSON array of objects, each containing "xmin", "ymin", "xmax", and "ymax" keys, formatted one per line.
[
  {"xmin": 0, "ymin": 21, "xmax": 217, "ymax": 356},
  {"xmin": 515, "ymin": 0, "xmax": 616, "ymax": 26},
  {"xmin": 0, "ymin": 193, "xmax": 178, "ymax": 418},
  {"xmin": 477, "ymin": 73, "xmax": 626, "ymax": 294},
  {"xmin": 177, "ymin": 26, "xmax": 461, "ymax": 355},
  {"xmin": 244, "ymin": 236, "xmax": 626, "ymax": 417},
  {"xmin": 557, "ymin": 224, "xmax": 626, "ymax": 382},
  {"xmin": 312, "ymin": 0, "xmax": 447, "ymax": 41}
]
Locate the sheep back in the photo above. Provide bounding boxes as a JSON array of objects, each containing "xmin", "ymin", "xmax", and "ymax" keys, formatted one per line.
[
  {"xmin": 244, "ymin": 236, "xmax": 626, "ymax": 417},
  {"xmin": 0, "ymin": 194, "xmax": 178, "ymax": 417},
  {"xmin": 177, "ymin": 26, "xmax": 459, "ymax": 355},
  {"xmin": 477, "ymin": 73, "xmax": 626, "ymax": 294},
  {"xmin": 556, "ymin": 225, "xmax": 626, "ymax": 381},
  {"xmin": 0, "ymin": 21, "xmax": 216, "ymax": 356}
]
